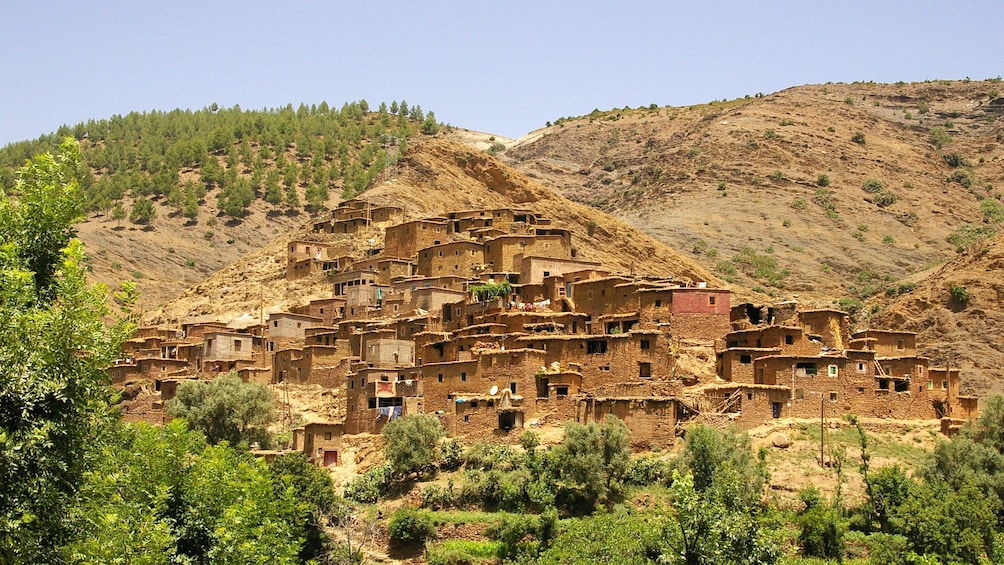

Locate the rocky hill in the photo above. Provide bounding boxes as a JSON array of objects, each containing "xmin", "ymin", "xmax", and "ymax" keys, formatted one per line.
[
  {"xmin": 503, "ymin": 80, "xmax": 1004, "ymax": 303},
  {"xmin": 868, "ymin": 233, "xmax": 1004, "ymax": 397},
  {"xmin": 145, "ymin": 139, "xmax": 731, "ymax": 324}
]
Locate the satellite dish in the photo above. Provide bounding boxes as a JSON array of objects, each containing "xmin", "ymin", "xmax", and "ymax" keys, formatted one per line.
[{"xmin": 489, "ymin": 385, "xmax": 499, "ymax": 396}]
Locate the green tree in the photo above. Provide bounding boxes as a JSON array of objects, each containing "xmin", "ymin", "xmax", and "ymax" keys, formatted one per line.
[
  {"xmin": 421, "ymin": 111, "xmax": 439, "ymax": 135},
  {"xmin": 166, "ymin": 372, "xmax": 275, "ymax": 447},
  {"xmin": 0, "ymin": 138, "xmax": 134, "ymax": 562},
  {"xmin": 111, "ymin": 199, "xmax": 127, "ymax": 227},
  {"xmin": 382, "ymin": 414, "xmax": 444, "ymax": 477},
  {"xmin": 268, "ymin": 452, "xmax": 341, "ymax": 562},
  {"xmin": 264, "ymin": 169, "xmax": 283, "ymax": 208},
  {"xmin": 553, "ymin": 415, "xmax": 631, "ymax": 513},
  {"xmin": 129, "ymin": 196, "xmax": 157, "ymax": 224}
]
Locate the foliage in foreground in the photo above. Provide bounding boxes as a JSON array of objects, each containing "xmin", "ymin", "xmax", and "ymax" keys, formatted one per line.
[{"xmin": 166, "ymin": 371, "xmax": 275, "ymax": 447}]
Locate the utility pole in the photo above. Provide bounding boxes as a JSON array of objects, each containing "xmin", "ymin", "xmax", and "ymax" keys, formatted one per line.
[{"xmin": 820, "ymin": 396, "xmax": 825, "ymax": 468}]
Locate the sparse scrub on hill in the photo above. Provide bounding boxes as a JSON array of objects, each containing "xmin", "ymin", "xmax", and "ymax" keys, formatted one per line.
[
  {"xmin": 930, "ymin": 127, "xmax": 952, "ymax": 148},
  {"xmin": 731, "ymin": 246, "xmax": 789, "ymax": 287},
  {"xmin": 851, "ymin": 131, "xmax": 866, "ymax": 144}
]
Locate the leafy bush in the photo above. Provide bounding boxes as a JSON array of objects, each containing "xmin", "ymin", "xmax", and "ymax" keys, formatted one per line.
[
  {"xmin": 624, "ymin": 456, "xmax": 671, "ymax": 486},
  {"xmin": 851, "ymin": 131, "xmax": 866, "ymax": 144},
  {"xmin": 947, "ymin": 283, "xmax": 969, "ymax": 305},
  {"xmin": 440, "ymin": 438, "xmax": 464, "ymax": 472},
  {"xmin": 862, "ymin": 178, "xmax": 884, "ymax": 193},
  {"xmin": 388, "ymin": 507, "xmax": 436, "ymax": 545},
  {"xmin": 790, "ymin": 197, "xmax": 807, "ymax": 210},
  {"xmin": 873, "ymin": 190, "xmax": 899, "ymax": 207},
  {"xmin": 948, "ymin": 169, "xmax": 972, "ymax": 188},
  {"xmin": 383, "ymin": 414, "xmax": 444, "ymax": 477},
  {"xmin": 943, "ymin": 152, "xmax": 967, "ymax": 167},
  {"xmin": 166, "ymin": 372, "xmax": 274, "ymax": 447},
  {"xmin": 817, "ymin": 174, "xmax": 830, "ymax": 187},
  {"xmin": 930, "ymin": 127, "xmax": 951, "ymax": 148},
  {"xmin": 344, "ymin": 464, "xmax": 391, "ymax": 504},
  {"xmin": 947, "ymin": 223, "xmax": 995, "ymax": 252},
  {"xmin": 797, "ymin": 504, "xmax": 846, "ymax": 559}
]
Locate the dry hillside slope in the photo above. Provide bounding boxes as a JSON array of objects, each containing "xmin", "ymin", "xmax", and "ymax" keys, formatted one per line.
[
  {"xmin": 146, "ymin": 139, "xmax": 738, "ymax": 324},
  {"xmin": 505, "ymin": 80, "xmax": 1004, "ymax": 301},
  {"xmin": 867, "ymin": 233, "xmax": 1004, "ymax": 397}
]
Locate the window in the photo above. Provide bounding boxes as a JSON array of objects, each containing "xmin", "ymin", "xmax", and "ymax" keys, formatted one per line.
[
  {"xmin": 461, "ymin": 372, "xmax": 467, "ymax": 382},
  {"xmin": 795, "ymin": 388, "xmax": 805, "ymax": 400},
  {"xmin": 655, "ymin": 299, "xmax": 662, "ymax": 307},
  {"xmin": 640, "ymin": 339, "xmax": 651, "ymax": 350},
  {"xmin": 896, "ymin": 339, "xmax": 905, "ymax": 351},
  {"xmin": 740, "ymin": 354, "xmax": 752, "ymax": 364},
  {"xmin": 464, "ymin": 415, "xmax": 470, "ymax": 423},
  {"xmin": 927, "ymin": 380, "xmax": 933, "ymax": 390},
  {"xmin": 556, "ymin": 386, "xmax": 569, "ymax": 396},
  {"xmin": 829, "ymin": 392, "xmax": 838, "ymax": 401},
  {"xmin": 785, "ymin": 335, "xmax": 794, "ymax": 345},
  {"xmin": 942, "ymin": 380, "xmax": 948, "ymax": 390},
  {"xmin": 543, "ymin": 271, "xmax": 550, "ymax": 277},
  {"xmin": 470, "ymin": 400, "xmax": 479, "ymax": 408},
  {"xmin": 747, "ymin": 393, "xmax": 753, "ymax": 400},
  {"xmin": 510, "ymin": 382, "xmax": 517, "ymax": 394},
  {"xmin": 587, "ymin": 340, "xmax": 608, "ymax": 354},
  {"xmin": 350, "ymin": 381, "xmax": 354, "ymax": 390},
  {"xmin": 857, "ymin": 362, "xmax": 866, "ymax": 373},
  {"xmin": 708, "ymin": 295, "xmax": 716, "ymax": 306},
  {"xmin": 234, "ymin": 340, "xmax": 242, "ymax": 351},
  {"xmin": 879, "ymin": 379, "xmax": 889, "ymax": 390},
  {"xmin": 639, "ymin": 362, "xmax": 652, "ymax": 378},
  {"xmin": 324, "ymin": 432, "xmax": 332, "ymax": 441},
  {"xmin": 367, "ymin": 397, "xmax": 376, "ymax": 409},
  {"xmin": 796, "ymin": 362, "xmax": 818, "ymax": 376},
  {"xmin": 828, "ymin": 365, "xmax": 838, "ymax": 377}
]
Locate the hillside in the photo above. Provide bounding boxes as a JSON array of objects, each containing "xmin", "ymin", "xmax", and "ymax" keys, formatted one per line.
[
  {"xmin": 503, "ymin": 80, "xmax": 1004, "ymax": 303},
  {"xmin": 0, "ymin": 100, "xmax": 436, "ymax": 309},
  {"xmin": 145, "ymin": 139, "xmax": 731, "ymax": 325},
  {"xmin": 867, "ymin": 233, "xmax": 1004, "ymax": 397}
]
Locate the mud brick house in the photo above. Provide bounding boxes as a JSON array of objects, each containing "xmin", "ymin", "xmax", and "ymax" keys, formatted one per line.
[
  {"xmin": 383, "ymin": 218, "xmax": 449, "ymax": 258},
  {"xmin": 109, "ymin": 200, "xmax": 981, "ymax": 463},
  {"xmin": 416, "ymin": 241, "xmax": 486, "ymax": 278},
  {"xmin": 292, "ymin": 422, "xmax": 345, "ymax": 466}
]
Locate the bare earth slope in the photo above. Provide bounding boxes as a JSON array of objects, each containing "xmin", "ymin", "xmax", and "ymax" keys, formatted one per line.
[
  {"xmin": 504, "ymin": 80, "xmax": 1004, "ymax": 301},
  {"xmin": 868, "ymin": 233, "xmax": 1004, "ymax": 397},
  {"xmin": 146, "ymin": 139, "xmax": 736, "ymax": 324}
]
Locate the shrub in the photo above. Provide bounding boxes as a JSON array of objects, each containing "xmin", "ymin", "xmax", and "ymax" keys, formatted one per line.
[
  {"xmin": 383, "ymin": 414, "xmax": 445, "ymax": 477},
  {"xmin": 851, "ymin": 131, "xmax": 866, "ymax": 144},
  {"xmin": 930, "ymin": 127, "xmax": 951, "ymax": 148},
  {"xmin": 947, "ymin": 223, "xmax": 995, "ymax": 252},
  {"xmin": 783, "ymin": 219, "xmax": 792, "ymax": 227},
  {"xmin": 344, "ymin": 464, "xmax": 391, "ymax": 503},
  {"xmin": 948, "ymin": 170, "xmax": 972, "ymax": 188},
  {"xmin": 624, "ymin": 456, "xmax": 670, "ymax": 486},
  {"xmin": 798, "ymin": 504, "xmax": 846, "ymax": 559},
  {"xmin": 948, "ymin": 283, "xmax": 969, "ymax": 305},
  {"xmin": 388, "ymin": 507, "xmax": 436, "ymax": 545},
  {"xmin": 943, "ymin": 152, "xmax": 966, "ymax": 167},
  {"xmin": 790, "ymin": 197, "xmax": 807, "ymax": 210},
  {"xmin": 764, "ymin": 129, "xmax": 777, "ymax": 140},
  {"xmin": 440, "ymin": 438, "xmax": 464, "ymax": 472},
  {"xmin": 817, "ymin": 174, "xmax": 830, "ymax": 187},
  {"xmin": 769, "ymin": 170, "xmax": 784, "ymax": 181},
  {"xmin": 715, "ymin": 261, "xmax": 738, "ymax": 276},
  {"xmin": 873, "ymin": 190, "xmax": 899, "ymax": 207},
  {"xmin": 862, "ymin": 179, "xmax": 884, "ymax": 193},
  {"xmin": 882, "ymin": 235, "xmax": 895, "ymax": 245}
]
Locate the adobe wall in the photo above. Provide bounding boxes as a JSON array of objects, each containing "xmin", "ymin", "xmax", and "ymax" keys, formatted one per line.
[
  {"xmin": 577, "ymin": 398, "xmax": 676, "ymax": 449},
  {"xmin": 668, "ymin": 313, "xmax": 731, "ymax": 342},
  {"xmin": 416, "ymin": 242, "xmax": 485, "ymax": 278},
  {"xmin": 384, "ymin": 220, "xmax": 448, "ymax": 259}
]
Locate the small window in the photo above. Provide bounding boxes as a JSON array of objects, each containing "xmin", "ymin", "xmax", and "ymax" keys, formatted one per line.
[
  {"xmin": 942, "ymin": 380, "xmax": 948, "ymax": 390},
  {"xmin": 655, "ymin": 299, "xmax": 662, "ymax": 307},
  {"xmin": 927, "ymin": 380, "xmax": 933, "ymax": 390},
  {"xmin": 829, "ymin": 392, "xmax": 838, "ymax": 402},
  {"xmin": 640, "ymin": 339, "xmax": 651, "ymax": 350},
  {"xmin": 896, "ymin": 339, "xmax": 905, "ymax": 351},
  {"xmin": 543, "ymin": 271, "xmax": 550, "ymax": 277},
  {"xmin": 461, "ymin": 372, "xmax": 467, "ymax": 382},
  {"xmin": 785, "ymin": 335, "xmax": 794, "ymax": 345},
  {"xmin": 795, "ymin": 388, "xmax": 805, "ymax": 400},
  {"xmin": 556, "ymin": 386, "xmax": 569, "ymax": 396},
  {"xmin": 471, "ymin": 400, "xmax": 479, "ymax": 408},
  {"xmin": 740, "ymin": 354, "xmax": 752, "ymax": 364},
  {"xmin": 350, "ymin": 381, "xmax": 354, "ymax": 390},
  {"xmin": 857, "ymin": 362, "xmax": 866, "ymax": 374},
  {"xmin": 324, "ymin": 432, "xmax": 332, "ymax": 441},
  {"xmin": 747, "ymin": 392, "xmax": 753, "ymax": 401},
  {"xmin": 437, "ymin": 373, "xmax": 444, "ymax": 383},
  {"xmin": 463, "ymin": 414, "xmax": 470, "ymax": 423},
  {"xmin": 510, "ymin": 382, "xmax": 517, "ymax": 394},
  {"xmin": 708, "ymin": 295, "xmax": 716, "ymax": 306},
  {"xmin": 367, "ymin": 397, "xmax": 376, "ymax": 409},
  {"xmin": 639, "ymin": 362, "xmax": 652, "ymax": 378},
  {"xmin": 234, "ymin": 340, "xmax": 242, "ymax": 351},
  {"xmin": 828, "ymin": 365, "xmax": 838, "ymax": 377}
]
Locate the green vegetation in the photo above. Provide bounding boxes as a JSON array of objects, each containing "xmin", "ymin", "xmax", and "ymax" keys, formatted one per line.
[
  {"xmin": 469, "ymin": 280, "xmax": 513, "ymax": 302},
  {"xmin": 0, "ymin": 99, "xmax": 433, "ymax": 221},
  {"xmin": 817, "ymin": 174, "xmax": 830, "ymax": 187},
  {"xmin": 947, "ymin": 282, "xmax": 969, "ymax": 305},
  {"xmin": 851, "ymin": 131, "xmax": 866, "ymax": 144},
  {"xmin": 730, "ymin": 246, "xmax": 790, "ymax": 287},
  {"xmin": 930, "ymin": 126, "xmax": 952, "ymax": 148},
  {"xmin": 383, "ymin": 413, "xmax": 445, "ymax": 477},
  {"xmin": 166, "ymin": 371, "xmax": 275, "ymax": 447}
]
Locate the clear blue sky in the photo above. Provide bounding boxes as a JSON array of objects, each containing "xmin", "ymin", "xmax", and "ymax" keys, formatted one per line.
[{"xmin": 2, "ymin": 1, "xmax": 1001, "ymax": 145}]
